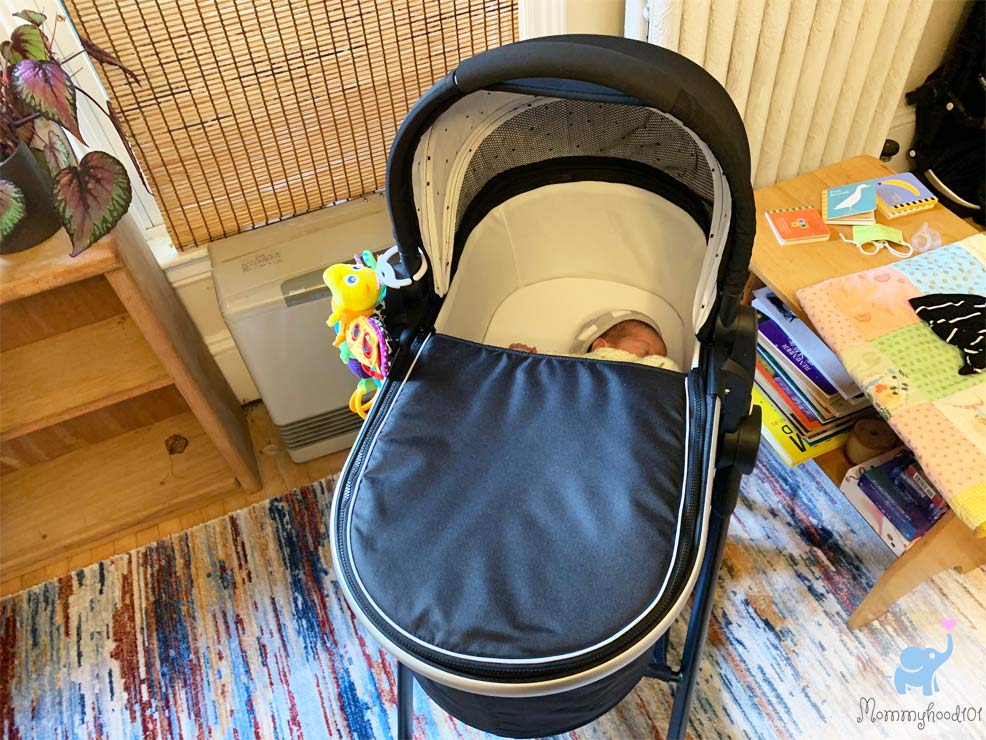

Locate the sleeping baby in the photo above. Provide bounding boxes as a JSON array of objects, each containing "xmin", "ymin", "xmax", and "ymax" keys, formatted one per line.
[{"xmin": 510, "ymin": 315, "xmax": 681, "ymax": 372}]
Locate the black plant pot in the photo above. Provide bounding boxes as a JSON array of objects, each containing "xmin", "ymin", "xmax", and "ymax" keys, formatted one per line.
[{"xmin": 1, "ymin": 142, "xmax": 62, "ymax": 254}]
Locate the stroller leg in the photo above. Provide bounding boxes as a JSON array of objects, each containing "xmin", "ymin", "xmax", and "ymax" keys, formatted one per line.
[
  {"xmin": 397, "ymin": 662, "xmax": 414, "ymax": 739},
  {"xmin": 666, "ymin": 469, "xmax": 737, "ymax": 739},
  {"xmin": 644, "ymin": 632, "xmax": 681, "ymax": 683}
]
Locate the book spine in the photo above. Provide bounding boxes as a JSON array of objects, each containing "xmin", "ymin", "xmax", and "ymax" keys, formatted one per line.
[
  {"xmin": 903, "ymin": 465, "xmax": 945, "ymax": 507},
  {"xmin": 754, "ymin": 386, "xmax": 852, "ymax": 466},
  {"xmin": 839, "ymin": 473, "xmax": 912, "ymax": 556},
  {"xmin": 758, "ymin": 346, "xmax": 838, "ymax": 421},
  {"xmin": 758, "ymin": 338, "xmax": 844, "ymax": 416},
  {"xmin": 857, "ymin": 475, "xmax": 920, "ymax": 540},
  {"xmin": 895, "ymin": 475, "xmax": 948, "ymax": 526},
  {"xmin": 895, "ymin": 465, "xmax": 948, "ymax": 520},
  {"xmin": 758, "ymin": 318, "xmax": 838, "ymax": 396},
  {"xmin": 755, "ymin": 358, "xmax": 821, "ymax": 429},
  {"xmin": 756, "ymin": 379, "xmax": 827, "ymax": 440}
]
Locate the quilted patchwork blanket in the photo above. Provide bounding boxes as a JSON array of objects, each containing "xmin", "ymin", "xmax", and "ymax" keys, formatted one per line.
[{"xmin": 797, "ymin": 234, "xmax": 986, "ymax": 537}]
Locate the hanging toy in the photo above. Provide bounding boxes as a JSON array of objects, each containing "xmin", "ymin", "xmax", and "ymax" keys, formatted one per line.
[
  {"xmin": 323, "ymin": 247, "xmax": 427, "ymax": 419},
  {"xmin": 323, "ymin": 251, "xmax": 386, "ymax": 347},
  {"xmin": 341, "ymin": 315, "xmax": 391, "ymax": 418}
]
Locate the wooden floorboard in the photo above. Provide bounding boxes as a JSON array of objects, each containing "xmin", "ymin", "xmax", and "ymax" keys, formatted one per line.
[{"xmin": 0, "ymin": 402, "xmax": 350, "ymax": 596}]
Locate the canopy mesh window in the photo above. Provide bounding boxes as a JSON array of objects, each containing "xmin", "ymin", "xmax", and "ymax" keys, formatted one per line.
[
  {"xmin": 455, "ymin": 99, "xmax": 715, "ymax": 229},
  {"xmin": 64, "ymin": 0, "xmax": 518, "ymax": 249}
]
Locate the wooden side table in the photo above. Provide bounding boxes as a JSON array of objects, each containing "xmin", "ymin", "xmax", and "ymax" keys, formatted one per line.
[
  {"xmin": 748, "ymin": 155, "xmax": 986, "ymax": 627},
  {"xmin": 1, "ymin": 216, "xmax": 260, "ymax": 579}
]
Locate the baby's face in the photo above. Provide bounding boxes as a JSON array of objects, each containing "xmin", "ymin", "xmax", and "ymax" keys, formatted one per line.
[{"xmin": 614, "ymin": 324, "xmax": 667, "ymax": 358}]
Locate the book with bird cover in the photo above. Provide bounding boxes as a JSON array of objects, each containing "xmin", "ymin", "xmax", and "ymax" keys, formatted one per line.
[{"xmin": 821, "ymin": 181, "xmax": 877, "ymax": 224}]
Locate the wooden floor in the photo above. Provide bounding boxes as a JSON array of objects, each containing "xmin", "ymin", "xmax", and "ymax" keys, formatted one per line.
[{"xmin": 0, "ymin": 402, "xmax": 349, "ymax": 598}]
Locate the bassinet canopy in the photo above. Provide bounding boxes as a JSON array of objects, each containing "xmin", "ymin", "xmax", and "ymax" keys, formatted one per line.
[{"xmin": 386, "ymin": 35, "xmax": 755, "ymax": 334}]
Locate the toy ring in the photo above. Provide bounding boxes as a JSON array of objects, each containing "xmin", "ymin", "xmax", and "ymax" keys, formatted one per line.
[{"xmin": 375, "ymin": 245, "xmax": 428, "ymax": 289}]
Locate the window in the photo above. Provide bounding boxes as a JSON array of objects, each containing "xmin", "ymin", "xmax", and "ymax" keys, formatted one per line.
[{"xmin": 65, "ymin": 0, "xmax": 518, "ymax": 248}]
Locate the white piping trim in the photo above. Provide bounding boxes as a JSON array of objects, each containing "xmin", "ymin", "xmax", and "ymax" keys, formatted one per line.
[
  {"xmin": 333, "ymin": 368, "xmax": 719, "ymax": 697},
  {"xmin": 330, "ymin": 335, "xmax": 434, "ymax": 580}
]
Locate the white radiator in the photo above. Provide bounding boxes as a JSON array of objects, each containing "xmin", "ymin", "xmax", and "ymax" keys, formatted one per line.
[{"xmin": 647, "ymin": 0, "xmax": 934, "ymax": 187}]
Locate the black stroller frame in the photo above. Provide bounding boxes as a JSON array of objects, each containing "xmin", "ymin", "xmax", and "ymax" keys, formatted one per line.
[{"xmin": 332, "ymin": 35, "xmax": 762, "ymax": 739}]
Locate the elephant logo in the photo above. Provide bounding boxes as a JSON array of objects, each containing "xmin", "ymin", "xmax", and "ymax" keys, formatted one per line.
[{"xmin": 893, "ymin": 619, "xmax": 955, "ymax": 696}]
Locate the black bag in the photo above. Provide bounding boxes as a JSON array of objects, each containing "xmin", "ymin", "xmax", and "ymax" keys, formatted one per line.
[{"xmin": 906, "ymin": 3, "xmax": 985, "ymax": 225}]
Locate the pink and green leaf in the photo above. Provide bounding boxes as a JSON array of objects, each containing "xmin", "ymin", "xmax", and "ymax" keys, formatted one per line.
[
  {"xmin": 12, "ymin": 9, "xmax": 46, "ymax": 27},
  {"xmin": 79, "ymin": 37, "xmax": 138, "ymax": 84},
  {"xmin": 9, "ymin": 24, "xmax": 49, "ymax": 62},
  {"xmin": 15, "ymin": 116, "xmax": 36, "ymax": 147},
  {"xmin": 11, "ymin": 59, "xmax": 84, "ymax": 143},
  {"xmin": 43, "ymin": 126, "xmax": 76, "ymax": 173},
  {"xmin": 0, "ymin": 178, "xmax": 27, "ymax": 241},
  {"xmin": 52, "ymin": 151, "xmax": 131, "ymax": 255}
]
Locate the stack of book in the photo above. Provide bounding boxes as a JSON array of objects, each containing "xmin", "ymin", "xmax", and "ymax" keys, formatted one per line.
[
  {"xmin": 840, "ymin": 447, "xmax": 949, "ymax": 555},
  {"xmin": 753, "ymin": 287, "xmax": 870, "ymax": 466}
]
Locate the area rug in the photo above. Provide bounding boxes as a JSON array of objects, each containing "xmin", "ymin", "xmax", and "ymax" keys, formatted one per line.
[{"xmin": 2, "ymin": 445, "xmax": 985, "ymax": 740}]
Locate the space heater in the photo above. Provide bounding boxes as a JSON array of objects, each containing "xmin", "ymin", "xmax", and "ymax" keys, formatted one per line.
[{"xmin": 210, "ymin": 196, "xmax": 393, "ymax": 462}]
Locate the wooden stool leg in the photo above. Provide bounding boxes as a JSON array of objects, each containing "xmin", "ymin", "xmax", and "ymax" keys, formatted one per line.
[{"xmin": 849, "ymin": 511, "xmax": 986, "ymax": 628}]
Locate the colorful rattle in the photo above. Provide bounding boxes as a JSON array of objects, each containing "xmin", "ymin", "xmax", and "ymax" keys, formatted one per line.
[
  {"xmin": 323, "ymin": 250, "xmax": 392, "ymax": 419},
  {"xmin": 341, "ymin": 315, "xmax": 391, "ymax": 417}
]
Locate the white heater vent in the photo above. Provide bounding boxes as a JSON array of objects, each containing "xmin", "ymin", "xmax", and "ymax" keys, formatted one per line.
[{"xmin": 209, "ymin": 196, "xmax": 395, "ymax": 462}]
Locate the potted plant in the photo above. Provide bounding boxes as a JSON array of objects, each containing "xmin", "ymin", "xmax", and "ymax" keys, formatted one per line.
[{"xmin": 0, "ymin": 9, "xmax": 138, "ymax": 256}]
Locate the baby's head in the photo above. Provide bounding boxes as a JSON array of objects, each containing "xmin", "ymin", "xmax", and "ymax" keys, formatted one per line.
[{"xmin": 591, "ymin": 319, "xmax": 667, "ymax": 358}]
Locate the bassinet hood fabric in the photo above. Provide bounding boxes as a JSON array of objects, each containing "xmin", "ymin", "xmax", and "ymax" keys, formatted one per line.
[{"xmin": 332, "ymin": 334, "xmax": 712, "ymax": 693}]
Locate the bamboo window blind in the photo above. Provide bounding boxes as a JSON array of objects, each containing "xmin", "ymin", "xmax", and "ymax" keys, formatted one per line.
[{"xmin": 63, "ymin": 1, "xmax": 518, "ymax": 249}]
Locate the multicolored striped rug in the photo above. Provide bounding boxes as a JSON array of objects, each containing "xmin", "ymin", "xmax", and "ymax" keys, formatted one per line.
[{"xmin": 2, "ymin": 445, "xmax": 985, "ymax": 739}]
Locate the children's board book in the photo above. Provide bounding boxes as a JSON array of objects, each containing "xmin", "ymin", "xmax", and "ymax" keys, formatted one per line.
[
  {"xmin": 764, "ymin": 206, "xmax": 830, "ymax": 245},
  {"xmin": 753, "ymin": 385, "xmax": 851, "ymax": 466},
  {"xmin": 752, "ymin": 288, "xmax": 862, "ymax": 400},
  {"xmin": 872, "ymin": 172, "xmax": 938, "ymax": 219},
  {"xmin": 822, "ymin": 181, "xmax": 877, "ymax": 224}
]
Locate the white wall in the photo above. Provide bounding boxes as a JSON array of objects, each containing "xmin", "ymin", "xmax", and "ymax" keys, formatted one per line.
[
  {"xmin": 521, "ymin": 0, "xmax": 969, "ymax": 177},
  {"xmin": 519, "ymin": 0, "xmax": 625, "ymax": 38}
]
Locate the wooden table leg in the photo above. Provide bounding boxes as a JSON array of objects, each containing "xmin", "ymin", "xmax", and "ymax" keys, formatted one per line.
[
  {"xmin": 105, "ymin": 218, "xmax": 261, "ymax": 492},
  {"xmin": 848, "ymin": 511, "xmax": 986, "ymax": 628},
  {"xmin": 741, "ymin": 272, "xmax": 763, "ymax": 306}
]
